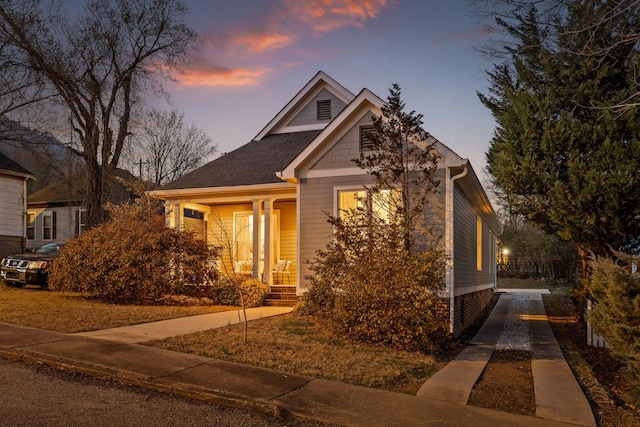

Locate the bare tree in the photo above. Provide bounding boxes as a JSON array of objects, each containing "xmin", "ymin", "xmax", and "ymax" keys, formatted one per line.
[
  {"xmin": 130, "ymin": 109, "xmax": 217, "ymax": 186},
  {"xmin": 0, "ymin": 0, "xmax": 199, "ymax": 227}
]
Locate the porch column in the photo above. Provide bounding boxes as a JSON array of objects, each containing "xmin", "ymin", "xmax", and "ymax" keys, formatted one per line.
[
  {"xmin": 251, "ymin": 199, "xmax": 263, "ymax": 279},
  {"xmin": 166, "ymin": 201, "xmax": 182, "ymax": 230},
  {"xmin": 263, "ymin": 198, "xmax": 274, "ymax": 286}
]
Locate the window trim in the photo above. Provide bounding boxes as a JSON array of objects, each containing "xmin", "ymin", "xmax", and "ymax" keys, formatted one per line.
[
  {"xmin": 476, "ymin": 216, "xmax": 483, "ymax": 272},
  {"xmin": 42, "ymin": 211, "xmax": 55, "ymax": 241},
  {"xmin": 76, "ymin": 209, "xmax": 87, "ymax": 236},
  {"xmin": 26, "ymin": 211, "xmax": 36, "ymax": 241}
]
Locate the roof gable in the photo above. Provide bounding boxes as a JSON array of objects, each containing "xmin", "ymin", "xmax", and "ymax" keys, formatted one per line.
[
  {"xmin": 0, "ymin": 151, "xmax": 34, "ymax": 179},
  {"xmin": 254, "ymin": 71, "xmax": 355, "ymax": 141}
]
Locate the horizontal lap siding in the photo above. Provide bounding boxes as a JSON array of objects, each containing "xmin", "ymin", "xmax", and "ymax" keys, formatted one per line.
[
  {"xmin": 287, "ymin": 89, "xmax": 347, "ymax": 127},
  {"xmin": 0, "ymin": 175, "xmax": 25, "ymax": 237},
  {"xmin": 208, "ymin": 204, "xmax": 250, "ymax": 276},
  {"xmin": 299, "ymin": 174, "xmax": 372, "ymax": 290},
  {"xmin": 207, "ymin": 203, "xmax": 297, "ymax": 283},
  {"xmin": 276, "ymin": 201, "xmax": 296, "ymax": 284}
]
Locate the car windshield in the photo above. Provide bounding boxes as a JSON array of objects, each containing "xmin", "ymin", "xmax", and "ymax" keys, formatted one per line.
[{"xmin": 35, "ymin": 243, "xmax": 63, "ymax": 255}]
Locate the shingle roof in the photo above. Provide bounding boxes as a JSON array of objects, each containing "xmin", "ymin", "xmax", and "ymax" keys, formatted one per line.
[
  {"xmin": 29, "ymin": 168, "xmax": 136, "ymax": 204},
  {"xmin": 0, "ymin": 151, "xmax": 33, "ymax": 177},
  {"xmin": 159, "ymin": 130, "xmax": 322, "ymax": 190}
]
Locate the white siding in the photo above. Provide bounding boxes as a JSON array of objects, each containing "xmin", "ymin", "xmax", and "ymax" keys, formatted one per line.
[
  {"xmin": 27, "ymin": 205, "xmax": 84, "ymax": 249},
  {"xmin": 0, "ymin": 175, "xmax": 26, "ymax": 237}
]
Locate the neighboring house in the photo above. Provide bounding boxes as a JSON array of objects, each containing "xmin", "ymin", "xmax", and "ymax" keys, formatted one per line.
[
  {"xmin": 150, "ymin": 71, "xmax": 502, "ymax": 337},
  {"xmin": 26, "ymin": 169, "xmax": 136, "ymax": 250},
  {"xmin": 0, "ymin": 152, "xmax": 34, "ymax": 258}
]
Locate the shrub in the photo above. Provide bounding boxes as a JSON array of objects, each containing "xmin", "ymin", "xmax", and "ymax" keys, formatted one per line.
[
  {"xmin": 49, "ymin": 192, "xmax": 220, "ymax": 304},
  {"xmin": 299, "ymin": 212, "xmax": 448, "ymax": 353},
  {"xmin": 207, "ymin": 277, "xmax": 269, "ymax": 308},
  {"xmin": 587, "ymin": 253, "xmax": 640, "ymax": 405}
]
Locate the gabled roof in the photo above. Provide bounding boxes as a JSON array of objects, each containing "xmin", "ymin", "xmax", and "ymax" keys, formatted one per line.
[
  {"xmin": 29, "ymin": 168, "xmax": 136, "ymax": 206},
  {"xmin": 158, "ymin": 130, "xmax": 322, "ymax": 191},
  {"xmin": 0, "ymin": 151, "xmax": 34, "ymax": 179},
  {"xmin": 254, "ymin": 71, "xmax": 355, "ymax": 141}
]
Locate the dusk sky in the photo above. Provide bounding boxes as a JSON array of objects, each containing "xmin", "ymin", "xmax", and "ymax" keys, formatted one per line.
[{"xmin": 153, "ymin": 0, "xmax": 497, "ymax": 184}]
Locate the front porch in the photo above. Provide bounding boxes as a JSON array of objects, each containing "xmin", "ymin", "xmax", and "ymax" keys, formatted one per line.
[{"xmin": 163, "ymin": 194, "xmax": 298, "ymax": 289}]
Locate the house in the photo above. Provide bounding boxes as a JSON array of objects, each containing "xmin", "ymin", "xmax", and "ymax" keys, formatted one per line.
[
  {"xmin": 26, "ymin": 168, "xmax": 136, "ymax": 250},
  {"xmin": 150, "ymin": 71, "xmax": 502, "ymax": 337},
  {"xmin": 0, "ymin": 152, "xmax": 34, "ymax": 258}
]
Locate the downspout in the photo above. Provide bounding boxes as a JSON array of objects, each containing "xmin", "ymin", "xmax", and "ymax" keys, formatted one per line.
[{"xmin": 446, "ymin": 161, "xmax": 468, "ymax": 334}]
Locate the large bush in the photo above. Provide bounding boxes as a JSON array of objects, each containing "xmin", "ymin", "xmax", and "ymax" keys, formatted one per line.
[
  {"xmin": 587, "ymin": 253, "xmax": 640, "ymax": 404},
  {"xmin": 49, "ymin": 196, "xmax": 220, "ymax": 303},
  {"xmin": 299, "ymin": 211, "xmax": 448, "ymax": 353}
]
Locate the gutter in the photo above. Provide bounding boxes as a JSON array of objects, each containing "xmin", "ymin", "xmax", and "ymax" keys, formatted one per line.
[{"xmin": 446, "ymin": 161, "xmax": 468, "ymax": 334}]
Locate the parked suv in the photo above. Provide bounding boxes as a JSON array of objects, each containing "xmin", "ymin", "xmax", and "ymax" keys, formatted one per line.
[{"xmin": 0, "ymin": 242, "xmax": 64, "ymax": 288}]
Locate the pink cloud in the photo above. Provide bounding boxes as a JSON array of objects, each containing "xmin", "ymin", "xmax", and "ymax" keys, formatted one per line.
[
  {"xmin": 181, "ymin": 0, "xmax": 394, "ymax": 87},
  {"xmin": 178, "ymin": 61, "xmax": 270, "ymax": 87},
  {"xmin": 281, "ymin": 0, "xmax": 391, "ymax": 33}
]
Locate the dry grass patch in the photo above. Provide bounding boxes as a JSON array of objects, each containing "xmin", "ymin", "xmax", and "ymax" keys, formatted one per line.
[
  {"xmin": 147, "ymin": 314, "xmax": 442, "ymax": 393},
  {"xmin": 0, "ymin": 283, "xmax": 234, "ymax": 333}
]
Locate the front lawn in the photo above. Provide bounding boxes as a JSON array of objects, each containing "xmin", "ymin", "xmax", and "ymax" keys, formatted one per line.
[{"xmin": 0, "ymin": 283, "xmax": 233, "ymax": 333}]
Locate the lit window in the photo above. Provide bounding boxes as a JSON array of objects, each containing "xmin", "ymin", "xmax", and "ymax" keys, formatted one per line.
[
  {"xmin": 477, "ymin": 216, "xmax": 483, "ymax": 271},
  {"xmin": 317, "ymin": 99, "xmax": 331, "ymax": 121},
  {"xmin": 337, "ymin": 189, "xmax": 399, "ymax": 222}
]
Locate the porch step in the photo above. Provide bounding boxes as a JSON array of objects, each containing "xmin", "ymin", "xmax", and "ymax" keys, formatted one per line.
[{"xmin": 264, "ymin": 285, "xmax": 298, "ymax": 307}]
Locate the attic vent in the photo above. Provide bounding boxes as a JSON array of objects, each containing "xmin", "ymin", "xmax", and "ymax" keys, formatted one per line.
[
  {"xmin": 359, "ymin": 126, "xmax": 377, "ymax": 151},
  {"xmin": 316, "ymin": 99, "xmax": 331, "ymax": 121}
]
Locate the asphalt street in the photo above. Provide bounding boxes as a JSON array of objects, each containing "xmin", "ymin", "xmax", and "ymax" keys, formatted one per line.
[{"xmin": 0, "ymin": 357, "xmax": 328, "ymax": 427}]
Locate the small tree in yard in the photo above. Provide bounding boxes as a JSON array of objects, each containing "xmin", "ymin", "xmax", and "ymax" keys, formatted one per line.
[
  {"xmin": 300, "ymin": 84, "xmax": 448, "ymax": 353},
  {"xmin": 49, "ymin": 183, "xmax": 220, "ymax": 303},
  {"xmin": 587, "ymin": 252, "xmax": 640, "ymax": 405}
]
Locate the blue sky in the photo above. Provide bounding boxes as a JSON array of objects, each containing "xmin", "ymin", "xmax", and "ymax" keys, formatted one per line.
[{"xmin": 155, "ymin": 0, "xmax": 497, "ymax": 183}]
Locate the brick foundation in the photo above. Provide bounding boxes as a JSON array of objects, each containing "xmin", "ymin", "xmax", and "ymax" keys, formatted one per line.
[{"xmin": 452, "ymin": 287, "xmax": 494, "ymax": 338}]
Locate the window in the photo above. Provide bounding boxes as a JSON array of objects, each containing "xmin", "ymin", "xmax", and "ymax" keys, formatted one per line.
[
  {"xmin": 233, "ymin": 211, "xmax": 280, "ymax": 263},
  {"xmin": 26, "ymin": 212, "xmax": 35, "ymax": 240},
  {"xmin": 76, "ymin": 209, "xmax": 87, "ymax": 236},
  {"xmin": 42, "ymin": 211, "xmax": 56, "ymax": 241},
  {"xmin": 476, "ymin": 216, "xmax": 483, "ymax": 271},
  {"xmin": 183, "ymin": 208, "xmax": 205, "ymax": 220},
  {"xmin": 337, "ymin": 189, "xmax": 399, "ymax": 223},
  {"xmin": 316, "ymin": 99, "xmax": 331, "ymax": 121},
  {"xmin": 359, "ymin": 126, "xmax": 376, "ymax": 151}
]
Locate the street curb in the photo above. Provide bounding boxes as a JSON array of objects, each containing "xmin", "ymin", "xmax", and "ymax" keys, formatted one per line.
[{"xmin": 0, "ymin": 348, "xmax": 300, "ymax": 423}]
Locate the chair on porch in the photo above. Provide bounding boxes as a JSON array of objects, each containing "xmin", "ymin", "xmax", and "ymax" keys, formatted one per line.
[
  {"xmin": 272, "ymin": 260, "xmax": 291, "ymax": 284},
  {"xmin": 233, "ymin": 261, "xmax": 254, "ymax": 278}
]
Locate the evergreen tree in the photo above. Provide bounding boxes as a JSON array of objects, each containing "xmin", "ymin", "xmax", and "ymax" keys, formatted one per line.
[
  {"xmin": 354, "ymin": 84, "xmax": 440, "ymax": 250},
  {"xmin": 479, "ymin": 2, "xmax": 640, "ymax": 276}
]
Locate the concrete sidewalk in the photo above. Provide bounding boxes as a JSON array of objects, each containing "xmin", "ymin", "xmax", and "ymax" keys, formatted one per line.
[
  {"xmin": 418, "ymin": 291, "xmax": 596, "ymax": 427},
  {"xmin": 75, "ymin": 306, "xmax": 293, "ymax": 343},
  {"xmin": 0, "ymin": 292, "xmax": 596, "ymax": 426}
]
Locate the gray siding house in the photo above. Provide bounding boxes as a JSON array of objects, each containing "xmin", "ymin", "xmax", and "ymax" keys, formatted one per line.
[
  {"xmin": 151, "ymin": 71, "xmax": 501, "ymax": 336},
  {"xmin": 0, "ymin": 152, "xmax": 34, "ymax": 258},
  {"xmin": 27, "ymin": 169, "xmax": 136, "ymax": 250}
]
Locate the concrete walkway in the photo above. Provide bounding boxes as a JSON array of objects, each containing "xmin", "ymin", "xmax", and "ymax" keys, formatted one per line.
[
  {"xmin": 75, "ymin": 306, "xmax": 293, "ymax": 344},
  {"xmin": 417, "ymin": 290, "xmax": 596, "ymax": 427},
  {"xmin": 0, "ymin": 291, "xmax": 597, "ymax": 426}
]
